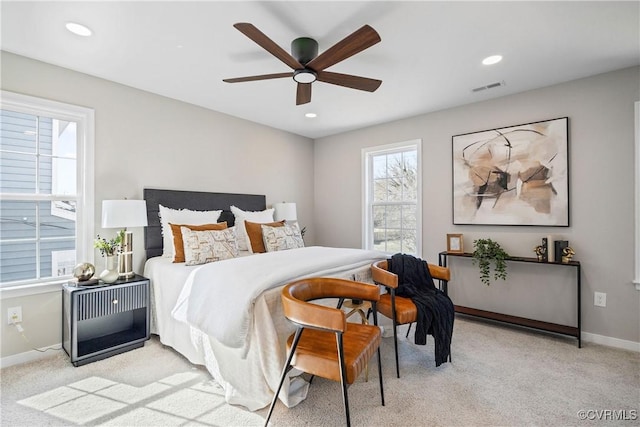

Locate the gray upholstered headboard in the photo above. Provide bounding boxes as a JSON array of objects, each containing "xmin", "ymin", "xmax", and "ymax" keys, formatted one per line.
[{"xmin": 143, "ymin": 188, "xmax": 266, "ymax": 259}]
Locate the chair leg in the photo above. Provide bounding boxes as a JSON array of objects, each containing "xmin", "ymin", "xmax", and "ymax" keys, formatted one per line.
[
  {"xmin": 264, "ymin": 327, "xmax": 304, "ymax": 427},
  {"xmin": 336, "ymin": 333, "xmax": 351, "ymax": 427},
  {"xmin": 377, "ymin": 344, "xmax": 385, "ymax": 406},
  {"xmin": 405, "ymin": 322, "xmax": 412, "ymax": 338},
  {"xmin": 392, "ymin": 318, "xmax": 400, "ymax": 378},
  {"xmin": 389, "ymin": 290, "xmax": 401, "ymax": 379},
  {"xmin": 371, "ymin": 303, "xmax": 384, "ymax": 406}
]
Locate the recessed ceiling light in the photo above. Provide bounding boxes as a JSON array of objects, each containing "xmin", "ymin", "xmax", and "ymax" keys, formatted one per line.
[
  {"xmin": 305, "ymin": 113, "xmax": 317, "ymax": 118},
  {"xmin": 482, "ymin": 55, "xmax": 502, "ymax": 65},
  {"xmin": 65, "ymin": 22, "xmax": 92, "ymax": 37}
]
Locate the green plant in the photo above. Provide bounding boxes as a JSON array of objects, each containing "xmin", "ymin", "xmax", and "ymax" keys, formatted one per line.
[
  {"xmin": 94, "ymin": 230, "xmax": 124, "ymax": 257},
  {"xmin": 472, "ymin": 238, "xmax": 509, "ymax": 286}
]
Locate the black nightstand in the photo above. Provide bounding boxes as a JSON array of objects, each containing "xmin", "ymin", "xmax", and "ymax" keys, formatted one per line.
[{"xmin": 62, "ymin": 275, "xmax": 150, "ymax": 366}]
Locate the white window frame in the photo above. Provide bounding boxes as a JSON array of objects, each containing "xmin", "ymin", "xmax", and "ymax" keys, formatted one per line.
[
  {"xmin": 0, "ymin": 91, "xmax": 94, "ymax": 298},
  {"xmin": 635, "ymin": 101, "xmax": 640, "ymax": 291},
  {"xmin": 362, "ymin": 139, "xmax": 422, "ymax": 257}
]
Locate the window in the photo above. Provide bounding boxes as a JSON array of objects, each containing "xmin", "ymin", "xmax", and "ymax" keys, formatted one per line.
[
  {"xmin": 363, "ymin": 140, "xmax": 421, "ymax": 256},
  {"xmin": 0, "ymin": 91, "xmax": 94, "ymax": 290}
]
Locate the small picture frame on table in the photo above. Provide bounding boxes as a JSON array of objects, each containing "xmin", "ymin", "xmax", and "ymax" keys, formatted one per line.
[{"xmin": 447, "ymin": 233, "xmax": 464, "ymax": 254}]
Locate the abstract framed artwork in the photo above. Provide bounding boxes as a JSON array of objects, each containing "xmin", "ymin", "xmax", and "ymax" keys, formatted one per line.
[{"xmin": 452, "ymin": 117, "xmax": 569, "ymax": 226}]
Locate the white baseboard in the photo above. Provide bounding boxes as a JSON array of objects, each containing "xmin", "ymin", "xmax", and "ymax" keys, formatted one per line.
[
  {"xmin": 0, "ymin": 343, "xmax": 62, "ymax": 369},
  {"xmin": 582, "ymin": 332, "xmax": 640, "ymax": 352}
]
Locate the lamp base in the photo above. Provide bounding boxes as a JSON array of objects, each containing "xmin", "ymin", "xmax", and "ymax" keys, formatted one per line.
[{"xmin": 118, "ymin": 231, "xmax": 136, "ymax": 279}]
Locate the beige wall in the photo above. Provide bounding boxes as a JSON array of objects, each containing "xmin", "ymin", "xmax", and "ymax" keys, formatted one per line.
[
  {"xmin": 314, "ymin": 66, "xmax": 640, "ymax": 344},
  {"xmin": 0, "ymin": 51, "xmax": 314, "ymax": 359}
]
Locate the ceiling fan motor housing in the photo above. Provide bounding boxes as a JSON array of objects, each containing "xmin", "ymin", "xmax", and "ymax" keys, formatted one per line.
[{"xmin": 291, "ymin": 37, "xmax": 318, "ymax": 65}]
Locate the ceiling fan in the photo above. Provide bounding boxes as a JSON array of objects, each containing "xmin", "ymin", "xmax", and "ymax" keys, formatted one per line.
[{"xmin": 223, "ymin": 23, "xmax": 382, "ymax": 105}]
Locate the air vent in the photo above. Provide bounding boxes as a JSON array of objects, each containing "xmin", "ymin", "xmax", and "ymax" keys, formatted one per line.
[{"xmin": 472, "ymin": 81, "xmax": 505, "ymax": 93}]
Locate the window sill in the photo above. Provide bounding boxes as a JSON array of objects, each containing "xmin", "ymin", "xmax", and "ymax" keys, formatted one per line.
[{"xmin": 0, "ymin": 279, "xmax": 67, "ymax": 300}]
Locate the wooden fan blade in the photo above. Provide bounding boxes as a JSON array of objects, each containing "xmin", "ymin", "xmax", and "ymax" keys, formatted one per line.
[
  {"xmin": 317, "ymin": 71, "xmax": 382, "ymax": 92},
  {"xmin": 223, "ymin": 72, "xmax": 292, "ymax": 83},
  {"xmin": 296, "ymin": 83, "xmax": 312, "ymax": 105},
  {"xmin": 306, "ymin": 25, "xmax": 381, "ymax": 72},
  {"xmin": 233, "ymin": 23, "xmax": 303, "ymax": 70}
]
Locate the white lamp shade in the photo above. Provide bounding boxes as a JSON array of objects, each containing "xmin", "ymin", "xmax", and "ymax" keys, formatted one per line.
[
  {"xmin": 101, "ymin": 200, "xmax": 148, "ymax": 228},
  {"xmin": 273, "ymin": 202, "xmax": 297, "ymax": 221}
]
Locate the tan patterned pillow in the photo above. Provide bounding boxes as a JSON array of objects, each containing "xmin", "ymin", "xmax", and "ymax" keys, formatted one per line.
[
  {"xmin": 181, "ymin": 226, "xmax": 238, "ymax": 266},
  {"xmin": 261, "ymin": 222, "xmax": 304, "ymax": 252},
  {"xmin": 245, "ymin": 220, "xmax": 285, "ymax": 253},
  {"xmin": 170, "ymin": 222, "xmax": 227, "ymax": 263},
  {"xmin": 230, "ymin": 206, "xmax": 275, "ymax": 251}
]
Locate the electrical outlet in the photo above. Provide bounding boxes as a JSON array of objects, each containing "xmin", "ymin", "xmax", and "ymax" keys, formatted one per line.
[
  {"xmin": 7, "ymin": 306, "xmax": 22, "ymax": 324},
  {"xmin": 594, "ymin": 292, "xmax": 607, "ymax": 307}
]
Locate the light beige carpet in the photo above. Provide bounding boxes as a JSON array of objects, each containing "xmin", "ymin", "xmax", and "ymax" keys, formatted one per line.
[{"xmin": 1, "ymin": 316, "xmax": 638, "ymax": 426}]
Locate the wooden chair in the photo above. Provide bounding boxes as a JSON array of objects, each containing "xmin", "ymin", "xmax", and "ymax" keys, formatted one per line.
[
  {"xmin": 371, "ymin": 259, "xmax": 451, "ymax": 378},
  {"xmin": 264, "ymin": 277, "xmax": 385, "ymax": 427}
]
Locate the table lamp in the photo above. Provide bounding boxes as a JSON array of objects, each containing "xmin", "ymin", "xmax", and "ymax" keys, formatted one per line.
[
  {"xmin": 101, "ymin": 200, "xmax": 148, "ymax": 279},
  {"xmin": 273, "ymin": 202, "xmax": 297, "ymax": 222}
]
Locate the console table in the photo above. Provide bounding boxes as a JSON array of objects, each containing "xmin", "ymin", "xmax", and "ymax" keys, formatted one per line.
[{"xmin": 439, "ymin": 251, "xmax": 581, "ymax": 347}]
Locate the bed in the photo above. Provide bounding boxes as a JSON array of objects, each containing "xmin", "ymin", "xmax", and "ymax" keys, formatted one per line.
[{"xmin": 142, "ymin": 188, "xmax": 387, "ymax": 411}]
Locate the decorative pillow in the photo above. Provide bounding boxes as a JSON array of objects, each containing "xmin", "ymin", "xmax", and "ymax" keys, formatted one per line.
[
  {"xmin": 245, "ymin": 220, "xmax": 285, "ymax": 253},
  {"xmin": 230, "ymin": 206, "xmax": 274, "ymax": 251},
  {"xmin": 181, "ymin": 226, "xmax": 238, "ymax": 266},
  {"xmin": 169, "ymin": 222, "xmax": 227, "ymax": 263},
  {"xmin": 159, "ymin": 205, "xmax": 222, "ymax": 258},
  {"xmin": 262, "ymin": 222, "xmax": 305, "ymax": 252}
]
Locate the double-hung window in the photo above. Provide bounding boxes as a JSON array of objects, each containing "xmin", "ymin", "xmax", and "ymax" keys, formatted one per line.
[
  {"xmin": 363, "ymin": 140, "xmax": 421, "ymax": 256},
  {"xmin": 0, "ymin": 91, "xmax": 94, "ymax": 291}
]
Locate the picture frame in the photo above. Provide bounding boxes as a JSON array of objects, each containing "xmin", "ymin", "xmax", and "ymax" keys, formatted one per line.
[
  {"xmin": 447, "ymin": 233, "xmax": 464, "ymax": 254},
  {"xmin": 452, "ymin": 117, "xmax": 569, "ymax": 226}
]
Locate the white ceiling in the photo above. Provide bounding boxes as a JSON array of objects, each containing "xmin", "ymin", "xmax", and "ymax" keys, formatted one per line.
[{"xmin": 2, "ymin": 1, "xmax": 639, "ymax": 139}]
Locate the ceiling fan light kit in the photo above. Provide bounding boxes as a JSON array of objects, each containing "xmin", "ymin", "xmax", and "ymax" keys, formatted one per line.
[
  {"xmin": 223, "ymin": 22, "xmax": 382, "ymax": 105},
  {"xmin": 293, "ymin": 69, "xmax": 317, "ymax": 84}
]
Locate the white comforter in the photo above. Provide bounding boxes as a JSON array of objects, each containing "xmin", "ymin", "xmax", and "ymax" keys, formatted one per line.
[{"xmin": 172, "ymin": 246, "xmax": 387, "ymax": 356}]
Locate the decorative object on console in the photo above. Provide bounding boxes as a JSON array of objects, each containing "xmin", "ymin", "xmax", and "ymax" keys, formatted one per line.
[
  {"xmin": 533, "ymin": 245, "xmax": 546, "ymax": 262},
  {"xmin": 554, "ymin": 240, "xmax": 569, "ymax": 262},
  {"xmin": 102, "ymin": 199, "xmax": 148, "ymax": 279},
  {"xmin": 562, "ymin": 246, "xmax": 575, "ymax": 263},
  {"xmin": 446, "ymin": 233, "xmax": 464, "ymax": 254},
  {"xmin": 452, "ymin": 117, "xmax": 569, "ymax": 226},
  {"xmin": 547, "ymin": 235, "xmax": 555, "ymax": 263},
  {"xmin": 472, "ymin": 238, "xmax": 509, "ymax": 286},
  {"xmin": 72, "ymin": 262, "xmax": 95, "ymax": 281},
  {"xmin": 541, "ymin": 237, "xmax": 549, "ymax": 262}
]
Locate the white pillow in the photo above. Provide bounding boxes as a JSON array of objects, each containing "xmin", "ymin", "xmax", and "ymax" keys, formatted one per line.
[
  {"xmin": 181, "ymin": 226, "xmax": 238, "ymax": 266},
  {"xmin": 159, "ymin": 204, "xmax": 222, "ymax": 258},
  {"xmin": 230, "ymin": 206, "xmax": 274, "ymax": 251},
  {"xmin": 261, "ymin": 222, "xmax": 305, "ymax": 252}
]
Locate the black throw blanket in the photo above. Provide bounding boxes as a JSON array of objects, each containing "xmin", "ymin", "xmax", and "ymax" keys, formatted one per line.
[{"xmin": 388, "ymin": 253, "xmax": 454, "ymax": 366}]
